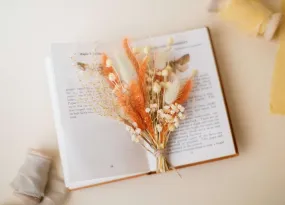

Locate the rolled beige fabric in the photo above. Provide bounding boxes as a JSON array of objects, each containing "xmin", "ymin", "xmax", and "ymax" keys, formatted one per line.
[{"xmin": 11, "ymin": 149, "xmax": 52, "ymax": 204}]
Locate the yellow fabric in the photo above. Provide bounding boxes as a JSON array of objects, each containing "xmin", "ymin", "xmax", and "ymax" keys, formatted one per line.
[
  {"xmin": 219, "ymin": 0, "xmax": 272, "ymax": 36},
  {"xmin": 270, "ymin": 0, "xmax": 285, "ymax": 115}
]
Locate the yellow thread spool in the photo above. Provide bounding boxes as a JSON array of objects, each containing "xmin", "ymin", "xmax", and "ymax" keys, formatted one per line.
[{"xmin": 208, "ymin": 0, "xmax": 282, "ymax": 40}]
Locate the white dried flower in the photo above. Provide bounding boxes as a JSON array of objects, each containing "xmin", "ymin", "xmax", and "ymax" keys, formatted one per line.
[
  {"xmin": 174, "ymin": 117, "xmax": 179, "ymax": 122},
  {"xmin": 156, "ymin": 124, "xmax": 163, "ymax": 132},
  {"xmin": 164, "ymin": 114, "xmax": 172, "ymax": 120},
  {"xmin": 178, "ymin": 112, "xmax": 184, "ymax": 118},
  {"xmin": 131, "ymin": 134, "xmax": 139, "ymax": 143},
  {"xmin": 108, "ymin": 73, "xmax": 116, "ymax": 82},
  {"xmin": 170, "ymin": 104, "xmax": 177, "ymax": 110},
  {"xmin": 153, "ymin": 82, "xmax": 161, "ymax": 93},
  {"xmin": 170, "ymin": 110, "xmax": 175, "ymax": 115},
  {"xmin": 169, "ymin": 125, "xmax": 175, "ymax": 131},
  {"xmin": 135, "ymin": 128, "xmax": 141, "ymax": 134},
  {"xmin": 106, "ymin": 59, "xmax": 112, "ymax": 67},
  {"xmin": 148, "ymin": 69, "xmax": 154, "ymax": 75},
  {"xmin": 157, "ymin": 109, "xmax": 163, "ymax": 114},
  {"xmin": 143, "ymin": 46, "xmax": 150, "ymax": 54},
  {"xmin": 126, "ymin": 125, "xmax": 132, "ymax": 132},
  {"xmin": 174, "ymin": 122, "xmax": 179, "ymax": 128},
  {"xmin": 156, "ymin": 71, "xmax": 162, "ymax": 76},
  {"xmin": 145, "ymin": 108, "xmax": 151, "ymax": 113},
  {"xmin": 160, "ymin": 113, "xmax": 166, "ymax": 119},
  {"xmin": 178, "ymin": 104, "xmax": 185, "ymax": 112},
  {"xmin": 163, "ymin": 105, "xmax": 170, "ymax": 110},
  {"xmin": 132, "ymin": 122, "xmax": 138, "ymax": 127},
  {"xmin": 161, "ymin": 69, "xmax": 168, "ymax": 77}
]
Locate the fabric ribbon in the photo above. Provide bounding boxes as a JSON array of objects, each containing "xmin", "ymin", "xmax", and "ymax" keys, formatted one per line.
[
  {"xmin": 270, "ymin": 0, "xmax": 285, "ymax": 115},
  {"xmin": 8, "ymin": 149, "xmax": 68, "ymax": 205}
]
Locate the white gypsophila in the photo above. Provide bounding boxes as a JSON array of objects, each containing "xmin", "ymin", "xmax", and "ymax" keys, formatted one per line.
[
  {"xmin": 126, "ymin": 125, "xmax": 132, "ymax": 132},
  {"xmin": 174, "ymin": 122, "xmax": 179, "ymax": 128},
  {"xmin": 132, "ymin": 122, "xmax": 138, "ymax": 128},
  {"xmin": 169, "ymin": 125, "xmax": 175, "ymax": 131},
  {"xmin": 131, "ymin": 134, "xmax": 139, "ymax": 143},
  {"xmin": 135, "ymin": 128, "xmax": 141, "ymax": 134},
  {"xmin": 163, "ymin": 105, "xmax": 170, "ymax": 110},
  {"xmin": 156, "ymin": 124, "xmax": 163, "ymax": 132},
  {"xmin": 145, "ymin": 108, "xmax": 151, "ymax": 113},
  {"xmin": 153, "ymin": 82, "xmax": 161, "ymax": 93}
]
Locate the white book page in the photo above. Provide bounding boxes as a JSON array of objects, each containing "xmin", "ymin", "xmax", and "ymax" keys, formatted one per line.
[
  {"xmin": 141, "ymin": 28, "xmax": 237, "ymax": 171},
  {"xmin": 48, "ymin": 43, "xmax": 150, "ymax": 187}
]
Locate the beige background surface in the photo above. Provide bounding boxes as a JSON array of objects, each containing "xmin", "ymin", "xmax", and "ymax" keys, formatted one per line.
[{"xmin": 1, "ymin": 0, "xmax": 285, "ymax": 204}]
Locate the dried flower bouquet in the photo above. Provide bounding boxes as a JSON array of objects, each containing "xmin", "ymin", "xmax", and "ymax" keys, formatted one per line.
[{"xmin": 73, "ymin": 37, "xmax": 197, "ymax": 173}]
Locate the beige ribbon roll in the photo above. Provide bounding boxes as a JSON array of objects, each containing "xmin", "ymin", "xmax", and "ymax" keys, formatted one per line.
[
  {"xmin": 11, "ymin": 150, "xmax": 52, "ymax": 204},
  {"xmin": 9, "ymin": 149, "xmax": 68, "ymax": 205}
]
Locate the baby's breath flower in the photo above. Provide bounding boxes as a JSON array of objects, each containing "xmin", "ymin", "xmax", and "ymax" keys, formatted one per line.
[
  {"xmin": 174, "ymin": 122, "xmax": 179, "ymax": 128},
  {"xmin": 163, "ymin": 105, "xmax": 170, "ymax": 110},
  {"xmin": 135, "ymin": 128, "xmax": 141, "ymax": 134},
  {"xmin": 131, "ymin": 134, "xmax": 139, "ymax": 143},
  {"xmin": 178, "ymin": 105, "xmax": 185, "ymax": 112},
  {"xmin": 126, "ymin": 125, "xmax": 132, "ymax": 132},
  {"xmin": 145, "ymin": 108, "xmax": 151, "ymax": 113},
  {"xmin": 174, "ymin": 117, "xmax": 179, "ymax": 122},
  {"xmin": 153, "ymin": 82, "xmax": 161, "ymax": 93},
  {"xmin": 156, "ymin": 124, "xmax": 163, "ymax": 132},
  {"xmin": 132, "ymin": 122, "xmax": 138, "ymax": 128},
  {"xmin": 164, "ymin": 114, "xmax": 172, "ymax": 120},
  {"xmin": 169, "ymin": 125, "xmax": 175, "ymax": 131},
  {"xmin": 170, "ymin": 104, "xmax": 177, "ymax": 110}
]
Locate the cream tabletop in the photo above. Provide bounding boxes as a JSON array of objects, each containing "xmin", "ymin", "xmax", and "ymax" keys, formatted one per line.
[{"xmin": 1, "ymin": 0, "xmax": 285, "ymax": 204}]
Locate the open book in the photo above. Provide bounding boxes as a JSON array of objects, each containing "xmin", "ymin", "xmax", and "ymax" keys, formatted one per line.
[{"xmin": 47, "ymin": 27, "xmax": 238, "ymax": 190}]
